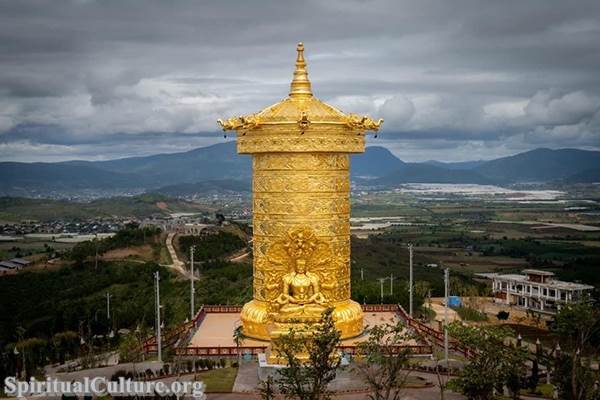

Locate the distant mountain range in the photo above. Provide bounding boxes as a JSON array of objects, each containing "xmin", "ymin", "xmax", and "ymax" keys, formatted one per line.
[
  {"xmin": 474, "ymin": 148, "xmax": 600, "ymax": 183},
  {"xmin": 424, "ymin": 159, "xmax": 487, "ymax": 170},
  {"xmin": 369, "ymin": 163, "xmax": 493, "ymax": 186},
  {"xmin": 370, "ymin": 147, "xmax": 600, "ymax": 186},
  {"xmin": 1, "ymin": 142, "xmax": 599, "ymax": 196}
]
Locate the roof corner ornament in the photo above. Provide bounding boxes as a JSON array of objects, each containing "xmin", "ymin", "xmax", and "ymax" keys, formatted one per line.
[
  {"xmin": 218, "ymin": 114, "xmax": 261, "ymax": 132},
  {"xmin": 217, "ymin": 117, "xmax": 240, "ymax": 131},
  {"xmin": 345, "ymin": 113, "xmax": 384, "ymax": 132}
]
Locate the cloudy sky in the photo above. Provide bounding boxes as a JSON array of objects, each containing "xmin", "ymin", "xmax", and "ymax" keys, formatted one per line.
[{"xmin": 1, "ymin": 0, "xmax": 600, "ymax": 162}]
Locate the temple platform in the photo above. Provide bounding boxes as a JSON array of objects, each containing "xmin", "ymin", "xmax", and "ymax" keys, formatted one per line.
[{"xmin": 175, "ymin": 304, "xmax": 431, "ymax": 358}]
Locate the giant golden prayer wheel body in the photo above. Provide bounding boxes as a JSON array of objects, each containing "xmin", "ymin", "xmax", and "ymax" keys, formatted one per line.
[{"xmin": 218, "ymin": 43, "xmax": 382, "ymax": 340}]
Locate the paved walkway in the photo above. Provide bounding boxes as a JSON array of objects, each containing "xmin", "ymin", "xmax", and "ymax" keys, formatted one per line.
[
  {"xmin": 229, "ymin": 251, "xmax": 251, "ymax": 262},
  {"xmin": 427, "ymin": 300, "xmax": 460, "ymax": 323},
  {"xmin": 232, "ymin": 362, "xmax": 259, "ymax": 393},
  {"xmin": 228, "ymin": 362, "xmax": 466, "ymax": 399},
  {"xmin": 209, "ymin": 385, "xmax": 466, "ymax": 399},
  {"xmin": 46, "ymin": 360, "xmax": 164, "ymax": 382},
  {"xmin": 164, "ymin": 232, "xmax": 187, "ymax": 277},
  {"xmin": 44, "ymin": 351, "xmax": 120, "ymax": 377}
]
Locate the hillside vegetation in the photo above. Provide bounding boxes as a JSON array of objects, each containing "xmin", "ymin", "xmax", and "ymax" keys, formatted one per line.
[
  {"xmin": 0, "ymin": 194, "xmax": 208, "ymax": 222},
  {"xmin": 0, "ymin": 225, "xmax": 254, "ymax": 378},
  {"xmin": 178, "ymin": 231, "xmax": 247, "ymax": 262}
]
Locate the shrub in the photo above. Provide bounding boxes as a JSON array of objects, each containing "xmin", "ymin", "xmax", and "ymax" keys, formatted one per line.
[
  {"xmin": 497, "ymin": 311, "xmax": 510, "ymax": 320},
  {"xmin": 454, "ymin": 306, "xmax": 488, "ymax": 322},
  {"xmin": 110, "ymin": 369, "xmax": 129, "ymax": 381}
]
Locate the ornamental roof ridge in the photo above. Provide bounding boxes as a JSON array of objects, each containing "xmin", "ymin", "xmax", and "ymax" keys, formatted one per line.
[{"xmin": 218, "ymin": 43, "xmax": 383, "ymax": 133}]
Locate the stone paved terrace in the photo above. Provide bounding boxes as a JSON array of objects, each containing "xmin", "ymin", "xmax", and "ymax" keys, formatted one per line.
[{"xmin": 188, "ymin": 311, "xmax": 418, "ymax": 348}]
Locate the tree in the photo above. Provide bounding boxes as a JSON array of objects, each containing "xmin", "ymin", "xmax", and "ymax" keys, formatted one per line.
[
  {"xmin": 233, "ymin": 325, "xmax": 246, "ymax": 365},
  {"xmin": 432, "ymin": 354, "xmax": 451, "ymax": 400},
  {"xmin": 448, "ymin": 323, "xmax": 527, "ymax": 400},
  {"xmin": 529, "ymin": 358, "xmax": 540, "ymax": 393},
  {"xmin": 15, "ymin": 337, "xmax": 48, "ymax": 378},
  {"xmin": 52, "ymin": 331, "xmax": 79, "ymax": 364},
  {"xmin": 118, "ymin": 333, "xmax": 140, "ymax": 363},
  {"xmin": 552, "ymin": 303, "xmax": 600, "ymax": 400},
  {"xmin": 271, "ymin": 308, "xmax": 341, "ymax": 400},
  {"xmin": 353, "ymin": 321, "xmax": 413, "ymax": 400},
  {"xmin": 553, "ymin": 351, "xmax": 600, "ymax": 400},
  {"xmin": 258, "ymin": 375, "xmax": 276, "ymax": 400},
  {"xmin": 505, "ymin": 365, "xmax": 525, "ymax": 400},
  {"xmin": 119, "ymin": 324, "xmax": 150, "ymax": 363},
  {"xmin": 552, "ymin": 303, "xmax": 600, "ymax": 352}
]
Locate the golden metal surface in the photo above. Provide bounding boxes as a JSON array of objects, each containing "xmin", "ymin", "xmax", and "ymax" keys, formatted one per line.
[{"xmin": 218, "ymin": 43, "xmax": 382, "ymax": 341}]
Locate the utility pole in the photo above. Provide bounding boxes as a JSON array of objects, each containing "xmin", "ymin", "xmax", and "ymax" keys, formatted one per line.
[
  {"xmin": 190, "ymin": 245, "xmax": 195, "ymax": 321},
  {"xmin": 408, "ymin": 243, "xmax": 414, "ymax": 317},
  {"xmin": 390, "ymin": 273, "xmax": 393, "ymax": 295},
  {"xmin": 94, "ymin": 233, "xmax": 99, "ymax": 270},
  {"xmin": 360, "ymin": 268, "xmax": 364, "ymax": 281},
  {"xmin": 378, "ymin": 278, "xmax": 386, "ymax": 303},
  {"xmin": 106, "ymin": 292, "xmax": 112, "ymax": 320},
  {"xmin": 444, "ymin": 267, "xmax": 449, "ymax": 364},
  {"xmin": 154, "ymin": 271, "xmax": 162, "ymax": 363}
]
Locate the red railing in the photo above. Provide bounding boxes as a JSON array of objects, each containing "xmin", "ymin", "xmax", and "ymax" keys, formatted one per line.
[
  {"xmin": 361, "ymin": 304, "xmax": 399, "ymax": 312},
  {"xmin": 203, "ymin": 305, "xmax": 242, "ymax": 313},
  {"xmin": 397, "ymin": 305, "xmax": 472, "ymax": 358},
  {"xmin": 142, "ymin": 303, "xmax": 471, "ymax": 359},
  {"xmin": 338, "ymin": 344, "xmax": 433, "ymax": 355},
  {"xmin": 178, "ymin": 343, "xmax": 432, "ymax": 359},
  {"xmin": 175, "ymin": 346, "xmax": 267, "ymax": 356},
  {"xmin": 142, "ymin": 306, "xmax": 207, "ymax": 354},
  {"xmin": 177, "ymin": 344, "xmax": 431, "ymax": 358}
]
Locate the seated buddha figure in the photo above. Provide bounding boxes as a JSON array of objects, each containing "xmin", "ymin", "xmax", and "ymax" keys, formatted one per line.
[{"xmin": 275, "ymin": 258, "xmax": 328, "ymax": 319}]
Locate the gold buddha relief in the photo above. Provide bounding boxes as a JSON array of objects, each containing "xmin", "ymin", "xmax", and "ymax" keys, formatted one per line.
[{"xmin": 267, "ymin": 227, "xmax": 332, "ymax": 321}]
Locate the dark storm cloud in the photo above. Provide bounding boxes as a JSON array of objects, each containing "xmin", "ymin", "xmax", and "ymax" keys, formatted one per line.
[{"xmin": 0, "ymin": 0, "xmax": 599, "ymax": 161}]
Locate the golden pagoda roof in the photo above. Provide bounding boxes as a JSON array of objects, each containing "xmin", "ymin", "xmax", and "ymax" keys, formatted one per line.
[{"xmin": 218, "ymin": 43, "xmax": 383, "ymax": 132}]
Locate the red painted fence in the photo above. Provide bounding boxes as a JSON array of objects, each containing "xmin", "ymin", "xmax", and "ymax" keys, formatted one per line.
[
  {"xmin": 143, "ymin": 303, "xmax": 453, "ymax": 358},
  {"xmin": 397, "ymin": 305, "xmax": 472, "ymax": 358}
]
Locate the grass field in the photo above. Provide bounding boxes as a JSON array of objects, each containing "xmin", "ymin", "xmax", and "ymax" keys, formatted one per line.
[
  {"xmin": 197, "ymin": 367, "xmax": 238, "ymax": 392},
  {"xmin": 344, "ymin": 189, "xmax": 600, "ymax": 308},
  {"xmin": 0, "ymin": 238, "xmax": 72, "ymax": 260}
]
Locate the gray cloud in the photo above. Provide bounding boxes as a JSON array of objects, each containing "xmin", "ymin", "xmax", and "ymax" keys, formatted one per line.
[{"xmin": 0, "ymin": 0, "xmax": 599, "ymax": 162}]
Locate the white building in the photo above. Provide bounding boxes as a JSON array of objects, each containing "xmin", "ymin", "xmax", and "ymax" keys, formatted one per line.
[{"xmin": 478, "ymin": 269, "xmax": 593, "ymax": 314}]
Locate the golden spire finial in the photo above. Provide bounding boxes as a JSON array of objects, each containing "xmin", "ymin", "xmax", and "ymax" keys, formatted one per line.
[{"xmin": 289, "ymin": 42, "xmax": 312, "ymax": 97}]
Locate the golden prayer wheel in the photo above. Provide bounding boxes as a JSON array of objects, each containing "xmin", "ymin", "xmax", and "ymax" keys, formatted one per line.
[{"xmin": 218, "ymin": 43, "xmax": 382, "ymax": 340}]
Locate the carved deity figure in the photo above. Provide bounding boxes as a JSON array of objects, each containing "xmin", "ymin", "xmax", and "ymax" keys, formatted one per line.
[{"xmin": 275, "ymin": 258, "xmax": 328, "ymax": 319}]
